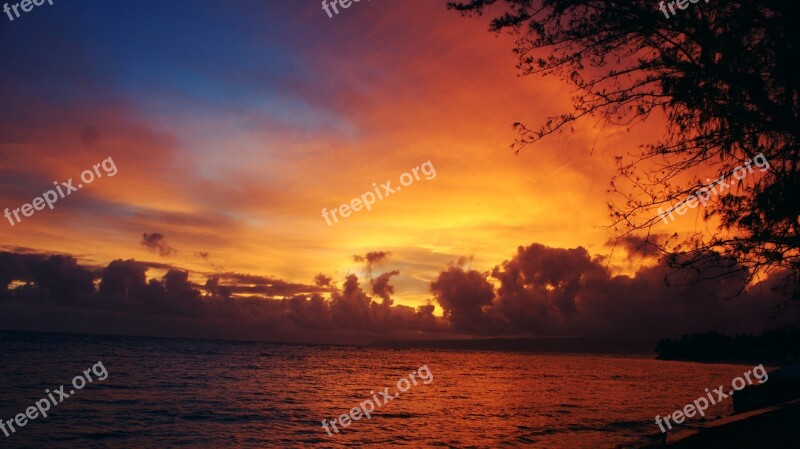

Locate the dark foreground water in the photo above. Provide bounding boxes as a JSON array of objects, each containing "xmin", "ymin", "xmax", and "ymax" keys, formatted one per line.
[{"xmin": 0, "ymin": 331, "xmax": 760, "ymax": 448}]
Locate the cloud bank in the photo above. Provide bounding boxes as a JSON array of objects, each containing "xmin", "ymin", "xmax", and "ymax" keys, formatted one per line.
[{"xmin": 0, "ymin": 242, "xmax": 791, "ymax": 350}]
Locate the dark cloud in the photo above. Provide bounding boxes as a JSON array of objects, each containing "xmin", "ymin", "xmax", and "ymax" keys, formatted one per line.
[
  {"xmin": 137, "ymin": 260, "xmax": 179, "ymax": 270},
  {"xmin": 329, "ymin": 274, "xmax": 374, "ymax": 328},
  {"xmin": 287, "ymin": 294, "xmax": 332, "ymax": 330},
  {"xmin": 489, "ymin": 245, "xmax": 603, "ymax": 332},
  {"xmin": 354, "ymin": 251, "xmax": 390, "ymax": 276},
  {"xmin": 0, "ymin": 252, "xmax": 39, "ymax": 292},
  {"xmin": 204, "ymin": 276, "xmax": 231, "ymax": 300},
  {"xmin": 211, "ymin": 272, "xmax": 325, "ymax": 297},
  {"xmin": 197, "ymin": 251, "xmax": 224, "ymax": 272},
  {"xmin": 0, "ymin": 242, "xmax": 791, "ymax": 349},
  {"xmin": 0, "ymin": 246, "xmax": 51, "ymax": 255},
  {"xmin": 0, "ymin": 249, "xmax": 442, "ymax": 344},
  {"xmin": 314, "ymin": 273, "xmax": 333, "ymax": 287},
  {"xmin": 140, "ymin": 233, "xmax": 176, "ymax": 257},
  {"xmin": 454, "ymin": 255, "xmax": 474, "ymax": 269},
  {"xmin": 99, "ymin": 260, "xmax": 147, "ymax": 298},
  {"xmin": 0, "ymin": 252, "xmax": 93, "ymax": 301},
  {"xmin": 372, "ymin": 270, "xmax": 400, "ymax": 305},
  {"xmin": 353, "ymin": 251, "xmax": 390, "ymax": 265},
  {"xmin": 429, "ymin": 243, "xmax": 791, "ymax": 349},
  {"xmin": 430, "ymin": 267, "xmax": 495, "ymax": 333}
]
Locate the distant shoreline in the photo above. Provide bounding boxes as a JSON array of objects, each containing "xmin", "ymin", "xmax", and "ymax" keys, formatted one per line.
[
  {"xmin": 2, "ymin": 329, "xmax": 789, "ymax": 364},
  {"xmin": 2, "ymin": 329, "xmax": 658, "ymax": 356},
  {"xmin": 656, "ymin": 355, "xmax": 787, "ymax": 366},
  {"xmin": 655, "ymin": 330, "xmax": 799, "ymax": 366}
]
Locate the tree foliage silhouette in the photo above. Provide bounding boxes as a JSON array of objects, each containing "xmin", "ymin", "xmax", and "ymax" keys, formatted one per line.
[{"xmin": 449, "ymin": 0, "xmax": 800, "ymax": 309}]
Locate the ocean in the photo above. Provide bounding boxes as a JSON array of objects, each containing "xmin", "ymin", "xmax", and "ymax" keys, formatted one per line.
[{"xmin": 0, "ymin": 331, "xmax": 759, "ymax": 448}]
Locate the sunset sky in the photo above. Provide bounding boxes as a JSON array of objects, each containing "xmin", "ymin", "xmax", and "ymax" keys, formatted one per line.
[{"xmin": 0, "ymin": 0, "xmax": 780, "ymax": 346}]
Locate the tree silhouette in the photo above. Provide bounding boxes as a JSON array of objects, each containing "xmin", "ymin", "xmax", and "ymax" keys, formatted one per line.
[{"xmin": 449, "ymin": 0, "xmax": 800, "ymax": 310}]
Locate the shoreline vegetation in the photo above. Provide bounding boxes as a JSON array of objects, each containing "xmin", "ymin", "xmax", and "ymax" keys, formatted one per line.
[{"xmin": 655, "ymin": 330, "xmax": 800, "ymax": 364}]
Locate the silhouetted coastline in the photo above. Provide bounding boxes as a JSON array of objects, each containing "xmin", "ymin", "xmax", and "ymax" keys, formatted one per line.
[{"xmin": 655, "ymin": 330, "xmax": 800, "ymax": 365}]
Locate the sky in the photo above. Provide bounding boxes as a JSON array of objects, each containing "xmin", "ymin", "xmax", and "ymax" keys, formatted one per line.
[{"xmin": 0, "ymin": 0, "xmax": 785, "ymax": 348}]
